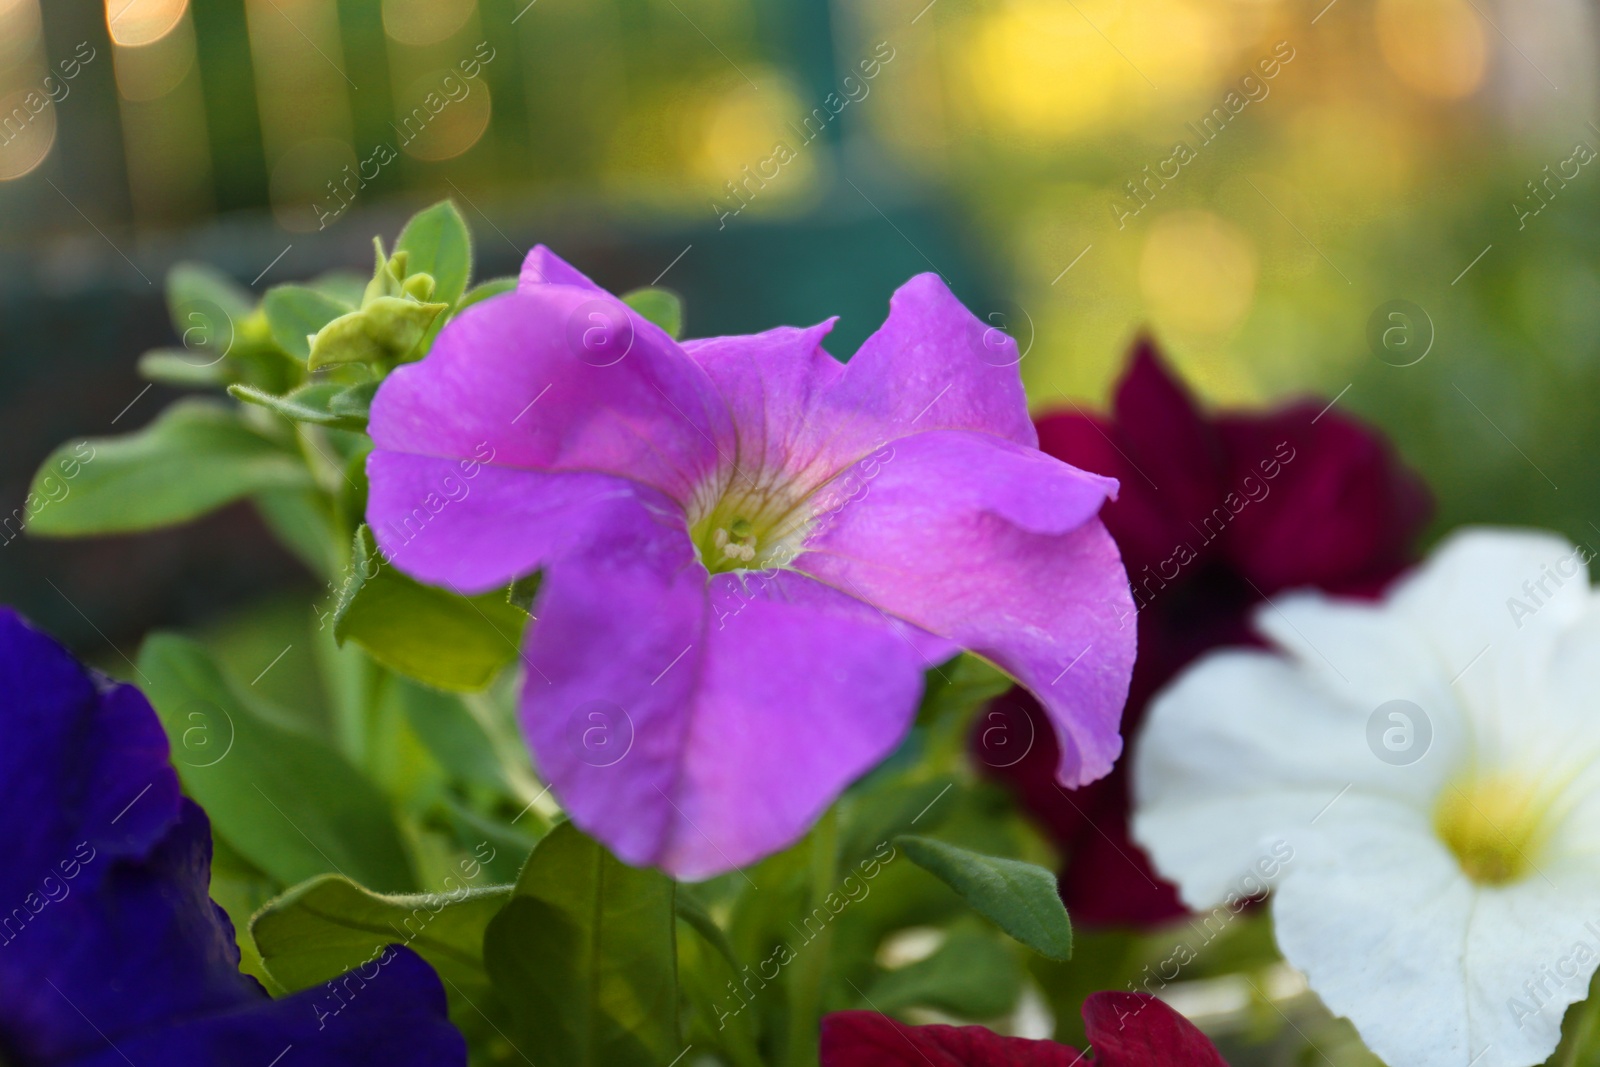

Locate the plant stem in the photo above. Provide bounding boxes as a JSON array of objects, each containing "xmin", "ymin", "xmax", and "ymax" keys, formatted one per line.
[{"xmin": 785, "ymin": 808, "xmax": 838, "ymax": 1067}]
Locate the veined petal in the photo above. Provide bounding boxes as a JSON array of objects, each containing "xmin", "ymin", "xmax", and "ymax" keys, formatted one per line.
[
  {"xmin": 815, "ymin": 274, "xmax": 1038, "ymax": 463},
  {"xmin": 522, "ymin": 552, "xmax": 934, "ymax": 878},
  {"xmin": 365, "ymin": 453, "xmax": 667, "ymax": 595},
  {"xmin": 682, "ymin": 320, "xmax": 844, "ymax": 486},
  {"xmin": 796, "ymin": 430, "xmax": 1131, "ymax": 788},
  {"xmin": 368, "ymin": 284, "xmax": 733, "ymax": 506}
]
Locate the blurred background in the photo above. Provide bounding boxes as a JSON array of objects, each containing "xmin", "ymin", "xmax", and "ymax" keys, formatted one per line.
[{"xmin": 3, "ymin": 0, "xmax": 1598, "ymax": 651}]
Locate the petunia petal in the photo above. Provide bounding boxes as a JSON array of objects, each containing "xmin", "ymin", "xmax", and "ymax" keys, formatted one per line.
[
  {"xmin": 71, "ymin": 943, "xmax": 464, "ymax": 1067},
  {"xmin": 0, "ymin": 609, "xmax": 181, "ymax": 912},
  {"xmin": 518, "ymin": 244, "xmax": 606, "ymax": 291},
  {"xmin": 1387, "ymin": 528, "xmax": 1592, "ymax": 754},
  {"xmin": 820, "ymin": 1010, "xmax": 1083, "ymax": 1066},
  {"xmin": 3, "ymin": 799, "xmax": 263, "ymax": 1065},
  {"xmin": 1269, "ymin": 791, "xmax": 1600, "ymax": 1067},
  {"xmin": 819, "ymin": 273, "xmax": 1038, "ymax": 460},
  {"xmin": 682, "ymin": 320, "xmax": 845, "ymax": 486},
  {"xmin": 797, "ymin": 429, "xmax": 1132, "ymax": 788},
  {"xmin": 1081, "ymin": 991, "xmax": 1229, "ymax": 1067},
  {"xmin": 365, "ymin": 453, "xmax": 667, "ymax": 595},
  {"xmin": 368, "ymin": 284, "xmax": 733, "ymax": 506},
  {"xmin": 819, "ymin": 995, "xmax": 1224, "ymax": 1067},
  {"xmin": 1132, "ymin": 650, "xmax": 1437, "ymax": 909},
  {"xmin": 521, "ymin": 537, "xmax": 937, "ymax": 878}
]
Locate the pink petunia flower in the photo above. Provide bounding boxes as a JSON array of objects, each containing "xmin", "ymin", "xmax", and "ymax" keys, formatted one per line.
[
  {"xmin": 820, "ymin": 992, "xmax": 1228, "ymax": 1066},
  {"xmin": 365, "ymin": 247, "xmax": 1135, "ymax": 878}
]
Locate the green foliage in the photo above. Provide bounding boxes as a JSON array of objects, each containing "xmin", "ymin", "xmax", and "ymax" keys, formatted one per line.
[
  {"xmin": 622, "ymin": 287, "xmax": 685, "ymax": 339},
  {"xmin": 459, "ymin": 276, "xmax": 517, "ymax": 313},
  {"xmin": 332, "ymin": 526, "xmax": 526, "ymax": 691},
  {"xmin": 137, "ymin": 633, "xmax": 416, "ymax": 892},
  {"xmin": 229, "ymin": 382, "xmax": 370, "ymax": 432},
  {"xmin": 863, "ymin": 925, "xmax": 1023, "ymax": 1019},
  {"xmin": 394, "ymin": 200, "xmax": 473, "ymax": 308},
  {"xmin": 252, "ymin": 873, "xmax": 511, "ymax": 1015},
  {"xmin": 262, "ymin": 285, "xmax": 351, "ymax": 363},
  {"xmin": 137, "ymin": 347, "xmax": 230, "ymax": 388},
  {"xmin": 896, "ymin": 835, "xmax": 1073, "ymax": 961},
  {"xmin": 25, "ymin": 400, "xmax": 309, "ymax": 537},
  {"xmin": 307, "ymin": 240, "xmax": 449, "ymax": 369},
  {"xmin": 483, "ymin": 822, "xmax": 681, "ymax": 1067}
]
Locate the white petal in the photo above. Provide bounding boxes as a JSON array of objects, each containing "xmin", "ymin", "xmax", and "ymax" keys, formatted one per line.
[
  {"xmin": 1389, "ymin": 528, "xmax": 1592, "ymax": 756},
  {"xmin": 1278, "ymin": 793, "xmax": 1600, "ymax": 1067},
  {"xmin": 1133, "ymin": 650, "xmax": 1442, "ymax": 909},
  {"xmin": 1271, "ymin": 795, "xmax": 1479, "ymax": 1067}
]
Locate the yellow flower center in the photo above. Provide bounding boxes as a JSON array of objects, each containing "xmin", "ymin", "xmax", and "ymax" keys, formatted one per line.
[
  {"xmin": 1432, "ymin": 775, "xmax": 1553, "ymax": 886},
  {"xmin": 687, "ymin": 477, "xmax": 811, "ymax": 576}
]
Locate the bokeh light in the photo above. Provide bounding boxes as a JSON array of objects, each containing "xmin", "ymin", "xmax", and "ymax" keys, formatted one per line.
[
  {"xmin": 104, "ymin": 0, "xmax": 189, "ymax": 49},
  {"xmin": 382, "ymin": 0, "xmax": 478, "ymax": 47},
  {"xmin": 0, "ymin": 88, "xmax": 56, "ymax": 181},
  {"xmin": 394, "ymin": 69, "xmax": 492, "ymax": 163},
  {"xmin": 1138, "ymin": 210, "xmax": 1259, "ymax": 339},
  {"xmin": 1375, "ymin": 0, "xmax": 1487, "ymax": 99}
]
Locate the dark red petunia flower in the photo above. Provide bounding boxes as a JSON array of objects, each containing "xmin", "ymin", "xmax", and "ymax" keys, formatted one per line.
[
  {"xmin": 821, "ymin": 991, "xmax": 1228, "ymax": 1066},
  {"xmin": 975, "ymin": 339, "xmax": 1432, "ymax": 926}
]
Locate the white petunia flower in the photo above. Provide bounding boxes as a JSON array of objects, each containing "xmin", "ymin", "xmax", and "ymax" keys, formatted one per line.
[{"xmin": 1132, "ymin": 528, "xmax": 1600, "ymax": 1067}]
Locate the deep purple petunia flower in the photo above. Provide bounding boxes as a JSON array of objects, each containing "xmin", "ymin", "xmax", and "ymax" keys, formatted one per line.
[
  {"xmin": 978, "ymin": 341, "xmax": 1431, "ymax": 926},
  {"xmin": 0, "ymin": 608, "xmax": 465, "ymax": 1067},
  {"xmin": 366, "ymin": 247, "xmax": 1135, "ymax": 879}
]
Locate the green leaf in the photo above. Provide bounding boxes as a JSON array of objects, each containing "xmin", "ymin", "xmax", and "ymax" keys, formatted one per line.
[
  {"xmin": 252, "ymin": 873, "xmax": 511, "ymax": 1012},
  {"xmin": 262, "ymin": 285, "xmax": 352, "ymax": 362},
  {"xmin": 895, "ymin": 835, "xmax": 1073, "ymax": 961},
  {"xmin": 506, "ymin": 572, "xmax": 540, "ymax": 614},
  {"xmin": 25, "ymin": 400, "xmax": 311, "ymax": 537},
  {"xmin": 483, "ymin": 822, "xmax": 680, "ymax": 1067},
  {"xmin": 333, "ymin": 526, "xmax": 526, "ymax": 691},
  {"xmin": 329, "ymin": 381, "xmax": 379, "ymax": 419},
  {"xmin": 918, "ymin": 652, "xmax": 1014, "ymax": 726},
  {"xmin": 137, "ymin": 633, "xmax": 416, "ymax": 892},
  {"xmin": 395, "ymin": 200, "xmax": 472, "ymax": 307},
  {"xmin": 676, "ymin": 890, "xmax": 742, "ymax": 973},
  {"xmin": 865, "ymin": 925, "xmax": 1022, "ymax": 1018},
  {"xmin": 621, "ymin": 287, "xmax": 684, "ymax": 339},
  {"xmin": 165, "ymin": 263, "xmax": 252, "ymax": 361},
  {"xmin": 394, "ymin": 679, "xmax": 511, "ymax": 794},
  {"xmin": 137, "ymin": 348, "xmax": 228, "ymax": 388},
  {"xmin": 457, "ymin": 276, "xmax": 516, "ymax": 313},
  {"xmin": 229, "ymin": 382, "xmax": 369, "ymax": 431}
]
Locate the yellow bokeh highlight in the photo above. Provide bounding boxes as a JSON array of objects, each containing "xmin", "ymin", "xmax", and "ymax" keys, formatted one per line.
[
  {"xmin": 113, "ymin": 12, "xmax": 197, "ymax": 102},
  {"xmin": 0, "ymin": 0, "xmax": 41, "ymax": 71},
  {"xmin": 1138, "ymin": 210, "xmax": 1259, "ymax": 338},
  {"xmin": 1375, "ymin": 0, "xmax": 1487, "ymax": 99},
  {"xmin": 691, "ymin": 79, "xmax": 817, "ymax": 206},
  {"xmin": 961, "ymin": 0, "xmax": 1225, "ymax": 145},
  {"xmin": 964, "ymin": 1, "xmax": 1125, "ymax": 142},
  {"xmin": 0, "ymin": 87, "xmax": 55, "ymax": 180},
  {"xmin": 395, "ymin": 70, "xmax": 492, "ymax": 162},
  {"xmin": 382, "ymin": 0, "xmax": 477, "ymax": 47},
  {"xmin": 105, "ymin": 0, "xmax": 189, "ymax": 48}
]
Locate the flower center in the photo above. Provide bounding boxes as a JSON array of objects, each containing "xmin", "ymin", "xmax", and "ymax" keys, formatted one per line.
[
  {"xmin": 687, "ymin": 478, "xmax": 811, "ymax": 576},
  {"xmin": 1432, "ymin": 775, "xmax": 1552, "ymax": 886}
]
